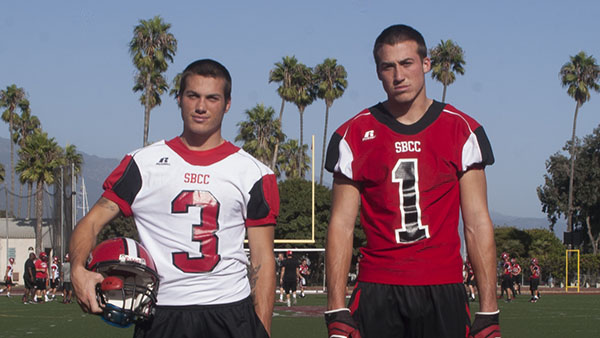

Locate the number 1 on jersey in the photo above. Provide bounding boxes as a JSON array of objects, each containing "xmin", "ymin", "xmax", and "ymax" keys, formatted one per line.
[
  {"xmin": 391, "ymin": 159, "xmax": 429, "ymax": 243},
  {"xmin": 171, "ymin": 190, "xmax": 221, "ymax": 273}
]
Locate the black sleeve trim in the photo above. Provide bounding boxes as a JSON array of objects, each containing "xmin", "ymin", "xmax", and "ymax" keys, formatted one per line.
[
  {"xmin": 474, "ymin": 126, "xmax": 495, "ymax": 166},
  {"xmin": 325, "ymin": 132, "xmax": 342, "ymax": 173},
  {"xmin": 248, "ymin": 178, "xmax": 270, "ymax": 220},
  {"xmin": 112, "ymin": 159, "xmax": 142, "ymax": 206}
]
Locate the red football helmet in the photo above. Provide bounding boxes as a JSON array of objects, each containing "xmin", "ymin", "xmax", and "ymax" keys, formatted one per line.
[
  {"xmin": 87, "ymin": 237, "xmax": 159, "ymax": 328},
  {"xmin": 8, "ymin": 257, "xmax": 15, "ymax": 264},
  {"xmin": 531, "ymin": 257, "xmax": 538, "ymax": 265},
  {"xmin": 501, "ymin": 252, "xmax": 509, "ymax": 260},
  {"xmin": 53, "ymin": 256, "xmax": 59, "ymax": 263}
]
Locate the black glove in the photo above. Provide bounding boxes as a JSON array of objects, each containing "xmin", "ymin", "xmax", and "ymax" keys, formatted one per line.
[
  {"xmin": 324, "ymin": 308, "xmax": 361, "ymax": 338},
  {"xmin": 469, "ymin": 310, "xmax": 501, "ymax": 338}
]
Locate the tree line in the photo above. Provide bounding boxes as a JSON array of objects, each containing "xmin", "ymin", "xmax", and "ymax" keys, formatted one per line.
[{"xmin": 1, "ymin": 84, "xmax": 84, "ymax": 254}]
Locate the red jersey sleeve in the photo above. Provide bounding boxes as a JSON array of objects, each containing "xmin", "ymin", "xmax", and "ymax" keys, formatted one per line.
[
  {"xmin": 101, "ymin": 155, "xmax": 142, "ymax": 217},
  {"xmin": 245, "ymin": 173, "xmax": 279, "ymax": 227}
]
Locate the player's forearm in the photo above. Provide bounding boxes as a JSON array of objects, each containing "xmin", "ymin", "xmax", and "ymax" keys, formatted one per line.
[
  {"xmin": 465, "ymin": 221, "xmax": 498, "ymax": 312},
  {"xmin": 247, "ymin": 225, "xmax": 275, "ymax": 335},
  {"xmin": 326, "ymin": 224, "xmax": 354, "ymax": 310},
  {"xmin": 251, "ymin": 256, "xmax": 275, "ymax": 335}
]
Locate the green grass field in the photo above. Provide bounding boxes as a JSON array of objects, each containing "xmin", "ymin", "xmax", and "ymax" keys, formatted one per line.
[{"xmin": 1, "ymin": 292, "xmax": 599, "ymax": 337}]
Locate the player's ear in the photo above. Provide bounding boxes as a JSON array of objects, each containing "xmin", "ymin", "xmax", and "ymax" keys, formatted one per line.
[
  {"xmin": 224, "ymin": 98, "xmax": 231, "ymax": 114},
  {"xmin": 422, "ymin": 56, "xmax": 431, "ymax": 73}
]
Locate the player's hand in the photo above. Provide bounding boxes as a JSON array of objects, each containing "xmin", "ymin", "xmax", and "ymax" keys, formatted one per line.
[
  {"xmin": 469, "ymin": 310, "xmax": 501, "ymax": 338},
  {"xmin": 71, "ymin": 265, "xmax": 104, "ymax": 314},
  {"xmin": 324, "ymin": 308, "xmax": 361, "ymax": 338}
]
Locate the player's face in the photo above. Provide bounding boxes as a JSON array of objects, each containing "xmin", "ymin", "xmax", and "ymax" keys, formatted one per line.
[
  {"xmin": 178, "ymin": 74, "xmax": 231, "ymax": 143},
  {"xmin": 376, "ymin": 41, "xmax": 430, "ymax": 105}
]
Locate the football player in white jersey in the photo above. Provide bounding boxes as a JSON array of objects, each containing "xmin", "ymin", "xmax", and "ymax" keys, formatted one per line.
[
  {"xmin": 70, "ymin": 59, "xmax": 279, "ymax": 338},
  {"xmin": 0, "ymin": 257, "xmax": 15, "ymax": 297}
]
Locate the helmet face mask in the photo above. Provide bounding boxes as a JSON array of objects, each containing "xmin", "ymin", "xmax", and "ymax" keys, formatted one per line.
[{"xmin": 87, "ymin": 238, "xmax": 159, "ymax": 328}]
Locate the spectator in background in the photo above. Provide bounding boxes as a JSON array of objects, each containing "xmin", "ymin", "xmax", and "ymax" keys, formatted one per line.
[
  {"xmin": 23, "ymin": 252, "xmax": 36, "ymax": 304},
  {"xmin": 61, "ymin": 253, "xmax": 73, "ymax": 304}
]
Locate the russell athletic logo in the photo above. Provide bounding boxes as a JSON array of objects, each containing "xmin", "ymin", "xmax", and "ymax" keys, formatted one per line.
[
  {"xmin": 362, "ymin": 130, "xmax": 376, "ymax": 141},
  {"xmin": 156, "ymin": 157, "xmax": 170, "ymax": 165}
]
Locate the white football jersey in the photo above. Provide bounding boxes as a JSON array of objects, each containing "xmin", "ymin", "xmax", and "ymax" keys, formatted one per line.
[{"xmin": 103, "ymin": 137, "xmax": 279, "ymax": 306}]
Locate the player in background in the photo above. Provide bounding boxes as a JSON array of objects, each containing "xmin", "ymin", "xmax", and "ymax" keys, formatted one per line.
[
  {"xmin": 464, "ymin": 259, "xmax": 477, "ymax": 301},
  {"xmin": 34, "ymin": 252, "xmax": 50, "ymax": 303},
  {"xmin": 70, "ymin": 59, "xmax": 279, "ymax": 338},
  {"xmin": 510, "ymin": 258, "xmax": 522, "ymax": 296},
  {"xmin": 61, "ymin": 253, "xmax": 73, "ymax": 304},
  {"xmin": 47, "ymin": 256, "xmax": 60, "ymax": 300},
  {"xmin": 0, "ymin": 257, "xmax": 15, "ymax": 297},
  {"xmin": 498, "ymin": 253, "xmax": 514, "ymax": 302},
  {"xmin": 529, "ymin": 258, "xmax": 541, "ymax": 303},
  {"xmin": 276, "ymin": 252, "xmax": 286, "ymax": 302},
  {"xmin": 23, "ymin": 252, "xmax": 36, "ymax": 304},
  {"xmin": 324, "ymin": 24, "xmax": 500, "ymax": 338},
  {"xmin": 280, "ymin": 250, "xmax": 300, "ymax": 307},
  {"xmin": 298, "ymin": 258, "xmax": 310, "ymax": 298}
]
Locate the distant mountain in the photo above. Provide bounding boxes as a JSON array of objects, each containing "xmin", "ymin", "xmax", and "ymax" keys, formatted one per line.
[{"xmin": 490, "ymin": 211, "xmax": 566, "ymax": 237}]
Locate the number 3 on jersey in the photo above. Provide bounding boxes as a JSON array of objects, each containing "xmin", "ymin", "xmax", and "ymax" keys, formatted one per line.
[
  {"xmin": 391, "ymin": 159, "xmax": 429, "ymax": 244},
  {"xmin": 171, "ymin": 190, "xmax": 221, "ymax": 273}
]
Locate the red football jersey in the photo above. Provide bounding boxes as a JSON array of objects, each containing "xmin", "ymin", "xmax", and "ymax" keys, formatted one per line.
[
  {"xmin": 34, "ymin": 260, "xmax": 48, "ymax": 279},
  {"xmin": 326, "ymin": 101, "xmax": 494, "ymax": 285},
  {"xmin": 530, "ymin": 264, "xmax": 541, "ymax": 279}
]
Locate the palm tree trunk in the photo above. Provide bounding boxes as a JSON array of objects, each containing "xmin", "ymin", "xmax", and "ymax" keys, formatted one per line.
[
  {"xmin": 442, "ymin": 85, "xmax": 447, "ymax": 103},
  {"xmin": 299, "ymin": 108, "xmax": 304, "ymax": 178},
  {"xmin": 319, "ymin": 103, "xmax": 331, "ymax": 185},
  {"xmin": 143, "ymin": 73, "xmax": 152, "ymax": 146},
  {"xmin": 17, "ymin": 183, "xmax": 23, "ymax": 218},
  {"xmin": 567, "ymin": 101, "xmax": 580, "ymax": 235},
  {"xmin": 271, "ymin": 98, "xmax": 286, "ymax": 170},
  {"xmin": 9, "ymin": 119, "xmax": 15, "ymax": 217},
  {"xmin": 27, "ymin": 182, "xmax": 33, "ymax": 219},
  {"xmin": 35, "ymin": 180, "xmax": 44, "ymax": 254}
]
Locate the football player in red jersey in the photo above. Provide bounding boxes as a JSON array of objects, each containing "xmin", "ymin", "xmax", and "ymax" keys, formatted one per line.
[
  {"xmin": 70, "ymin": 59, "xmax": 279, "ymax": 338},
  {"xmin": 325, "ymin": 24, "xmax": 499, "ymax": 338},
  {"xmin": 34, "ymin": 252, "xmax": 50, "ymax": 303},
  {"xmin": 510, "ymin": 258, "xmax": 522, "ymax": 295},
  {"xmin": 498, "ymin": 253, "xmax": 515, "ymax": 302},
  {"xmin": 529, "ymin": 258, "xmax": 541, "ymax": 302}
]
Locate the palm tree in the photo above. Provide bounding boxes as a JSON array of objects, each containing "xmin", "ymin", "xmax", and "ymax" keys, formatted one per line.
[
  {"xmin": 559, "ymin": 51, "xmax": 600, "ymax": 234},
  {"xmin": 314, "ymin": 58, "xmax": 347, "ymax": 184},
  {"xmin": 291, "ymin": 63, "xmax": 317, "ymax": 177},
  {"xmin": 12, "ymin": 102, "xmax": 40, "ymax": 218},
  {"xmin": 235, "ymin": 104, "xmax": 285, "ymax": 173},
  {"xmin": 429, "ymin": 40, "xmax": 466, "ymax": 102},
  {"xmin": 278, "ymin": 139, "xmax": 310, "ymax": 179},
  {"xmin": 269, "ymin": 56, "xmax": 300, "ymax": 169},
  {"xmin": 16, "ymin": 130, "xmax": 64, "ymax": 253},
  {"xmin": 1, "ymin": 84, "xmax": 27, "ymax": 217},
  {"xmin": 129, "ymin": 15, "xmax": 177, "ymax": 146},
  {"xmin": 64, "ymin": 144, "xmax": 84, "ymax": 178},
  {"xmin": 169, "ymin": 72, "xmax": 182, "ymax": 99}
]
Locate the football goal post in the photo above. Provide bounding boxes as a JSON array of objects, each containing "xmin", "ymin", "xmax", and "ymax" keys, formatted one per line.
[{"xmin": 565, "ymin": 249, "xmax": 580, "ymax": 292}]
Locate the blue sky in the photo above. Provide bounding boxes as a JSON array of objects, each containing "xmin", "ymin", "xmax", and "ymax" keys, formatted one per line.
[{"xmin": 1, "ymin": 1, "xmax": 599, "ymax": 219}]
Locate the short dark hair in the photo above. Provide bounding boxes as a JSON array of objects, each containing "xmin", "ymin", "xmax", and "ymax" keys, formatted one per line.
[
  {"xmin": 178, "ymin": 59, "xmax": 232, "ymax": 101},
  {"xmin": 373, "ymin": 24, "xmax": 428, "ymax": 64}
]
